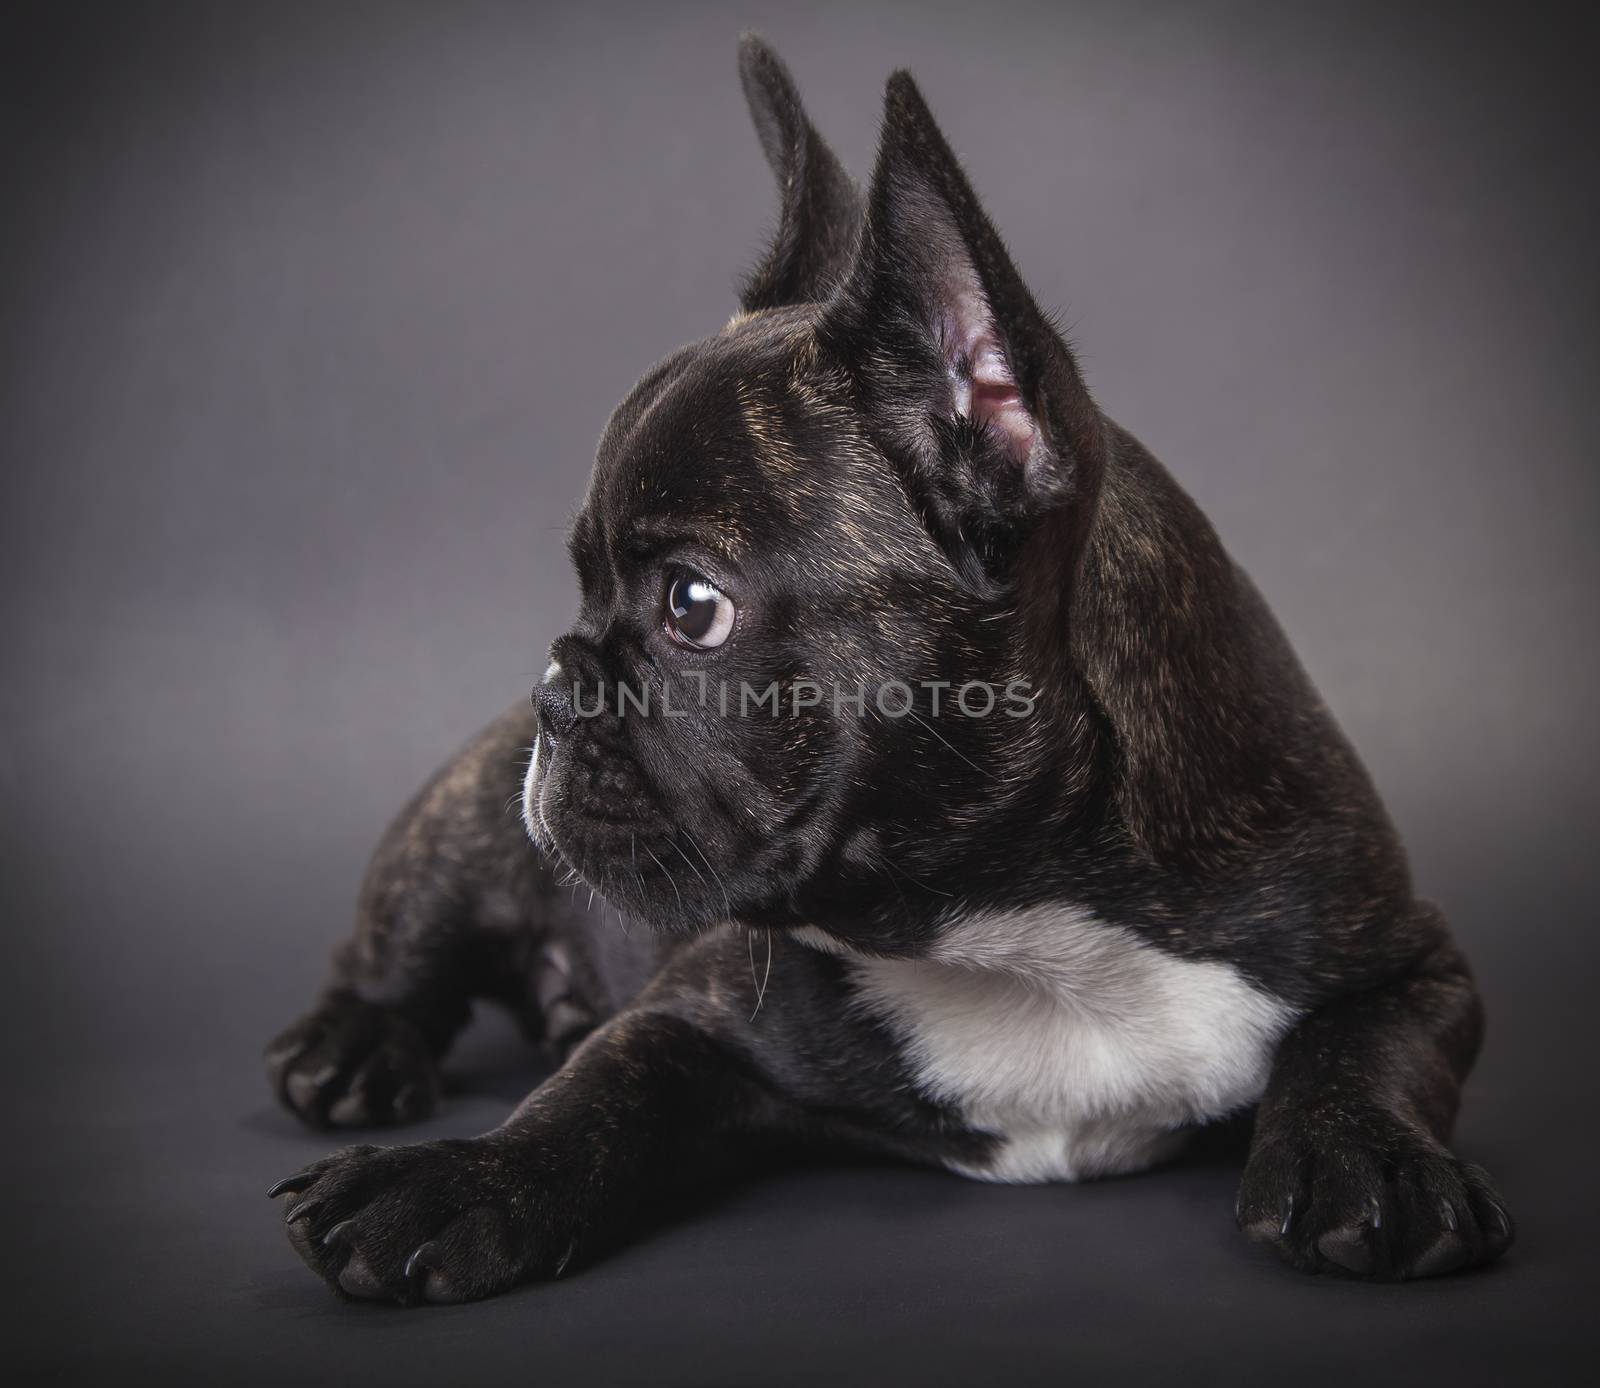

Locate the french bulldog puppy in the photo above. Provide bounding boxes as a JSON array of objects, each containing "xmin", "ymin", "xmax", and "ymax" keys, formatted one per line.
[{"xmin": 267, "ymin": 36, "xmax": 1513, "ymax": 1304}]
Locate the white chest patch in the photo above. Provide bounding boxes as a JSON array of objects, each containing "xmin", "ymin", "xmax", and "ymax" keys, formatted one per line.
[{"xmin": 810, "ymin": 908, "xmax": 1298, "ymax": 1184}]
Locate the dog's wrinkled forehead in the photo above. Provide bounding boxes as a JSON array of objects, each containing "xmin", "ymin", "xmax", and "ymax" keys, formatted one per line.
[{"xmin": 580, "ymin": 308, "xmax": 931, "ymax": 578}]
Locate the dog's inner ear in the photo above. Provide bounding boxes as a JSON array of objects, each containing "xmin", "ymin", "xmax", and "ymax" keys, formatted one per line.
[
  {"xmin": 935, "ymin": 262, "xmax": 1038, "ymax": 468},
  {"xmin": 737, "ymin": 36, "xmax": 863, "ymax": 311}
]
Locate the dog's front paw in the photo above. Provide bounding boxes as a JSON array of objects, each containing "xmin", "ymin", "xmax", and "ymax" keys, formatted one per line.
[
  {"xmin": 266, "ymin": 995, "xmax": 440, "ymax": 1129},
  {"xmin": 1236, "ymin": 1115, "xmax": 1514, "ymax": 1279},
  {"xmin": 270, "ymin": 1136, "xmax": 576, "ymax": 1304}
]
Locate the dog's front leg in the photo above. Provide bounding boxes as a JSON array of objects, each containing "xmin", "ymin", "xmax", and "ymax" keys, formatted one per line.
[
  {"xmin": 270, "ymin": 929, "xmax": 952, "ymax": 1305},
  {"xmin": 1237, "ymin": 905, "xmax": 1514, "ymax": 1279},
  {"xmin": 270, "ymin": 998, "xmax": 768, "ymax": 1304}
]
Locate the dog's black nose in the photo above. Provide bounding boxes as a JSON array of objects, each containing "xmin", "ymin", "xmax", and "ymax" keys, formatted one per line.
[{"xmin": 532, "ymin": 679, "xmax": 577, "ymax": 738}]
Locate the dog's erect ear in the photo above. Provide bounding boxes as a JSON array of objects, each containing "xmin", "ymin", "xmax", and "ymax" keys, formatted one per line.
[
  {"xmin": 820, "ymin": 72, "xmax": 1105, "ymax": 582},
  {"xmin": 738, "ymin": 35, "xmax": 863, "ymax": 312}
]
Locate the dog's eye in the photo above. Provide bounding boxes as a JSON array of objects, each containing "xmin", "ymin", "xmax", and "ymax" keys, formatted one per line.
[{"xmin": 663, "ymin": 569, "xmax": 736, "ymax": 650}]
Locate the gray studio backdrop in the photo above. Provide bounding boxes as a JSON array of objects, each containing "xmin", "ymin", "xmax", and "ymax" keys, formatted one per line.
[{"xmin": 4, "ymin": 1, "xmax": 1596, "ymax": 1383}]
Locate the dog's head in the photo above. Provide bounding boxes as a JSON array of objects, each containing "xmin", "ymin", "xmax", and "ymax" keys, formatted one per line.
[{"xmin": 524, "ymin": 39, "xmax": 1282, "ymax": 947}]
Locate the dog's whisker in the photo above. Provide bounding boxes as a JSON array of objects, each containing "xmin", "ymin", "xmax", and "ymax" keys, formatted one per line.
[
  {"xmin": 639, "ymin": 841, "xmax": 683, "ymax": 916},
  {"xmin": 908, "ymin": 711, "xmax": 989, "ymax": 779},
  {"xmin": 668, "ymin": 838, "xmax": 709, "ymax": 897},
  {"xmin": 682, "ymin": 833, "xmax": 733, "ymax": 922},
  {"xmin": 749, "ymin": 928, "xmax": 774, "ymax": 1022},
  {"xmin": 879, "ymin": 847, "xmax": 955, "ymax": 900}
]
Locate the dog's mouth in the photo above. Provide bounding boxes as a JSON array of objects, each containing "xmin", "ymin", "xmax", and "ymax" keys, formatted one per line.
[
  {"xmin": 523, "ymin": 727, "xmax": 734, "ymax": 930},
  {"xmin": 528, "ymin": 724, "xmax": 664, "ymax": 827}
]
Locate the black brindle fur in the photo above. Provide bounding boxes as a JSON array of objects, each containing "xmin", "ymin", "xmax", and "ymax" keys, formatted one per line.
[{"xmin": 267, "ymin": 37, "xmax": 1513, "ymax": 1303}]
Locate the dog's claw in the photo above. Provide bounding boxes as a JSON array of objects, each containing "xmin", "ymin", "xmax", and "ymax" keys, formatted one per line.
[
  {"xmin": 1490, "ymin": 1202, "xmax": 1512, "ymax": 1237},
  {"xmin": 403, "ymin": 1241, "xmax": 441, "ymax": 1281},
  {"xmin": 322, "ymin": 1219, "xmax": 356, "ymax": 1249},
  {"xmin": 286, "ymin": 1198, "xmax": 322, "ymax": 1226},
  {"xmin": 268, "ymin": 1172, "xmax": 318, "ymax": 1199},
  {"xmin": 553, "ymin": 1239, "xmax": 577, "ymax": 1278}
]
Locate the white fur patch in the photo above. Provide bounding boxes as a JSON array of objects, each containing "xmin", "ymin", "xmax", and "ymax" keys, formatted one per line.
[
  {"xmin": 828, "ymin": 906, "xmax": 1297, "ymax": 1183},
  {"xmin": 521, "ymin": 660, "xmax": 563, "ymax": 842}
]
